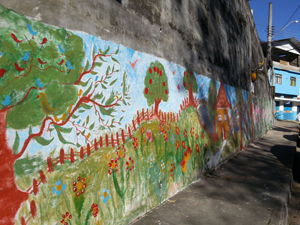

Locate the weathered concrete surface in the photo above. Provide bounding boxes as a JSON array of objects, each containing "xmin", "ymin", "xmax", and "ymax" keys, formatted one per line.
[
  {"xmin": 131, "ymin": 120, "xmax": 298, "ymax": 225},
  {"xmin": 0, "ymin": 0, "xmax": 268, "ymax": 94}
]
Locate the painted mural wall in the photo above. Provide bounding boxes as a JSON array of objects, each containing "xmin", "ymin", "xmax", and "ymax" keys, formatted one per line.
[{"xmin": 0, "ymin": 6, "xmax": 274, "ymax": 225}]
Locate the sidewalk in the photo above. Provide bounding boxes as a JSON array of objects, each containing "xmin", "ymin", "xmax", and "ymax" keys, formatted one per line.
[{"xmin": 131, "ymin": 120, "xmax": 298, "ymax": 225}]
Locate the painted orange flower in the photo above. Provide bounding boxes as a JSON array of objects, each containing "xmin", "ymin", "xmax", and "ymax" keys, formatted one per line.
[
  {"xmin": 108, "ymin": 158, "xmax": 119, "ymax": 175},
  {"xmin": 116, "ymin": 145, "xmax": 126, "ymax": 159},
  {"xmin": 126, "ymin": 157, "xmax": 134, "ymax": 172},
  {"xmin": 176, "ymin": 126, "xmax": 180, "ymax": 135},
  {"xmin": 166, "ymin": 123, "xmax": 171, "ymax": 130},
  {"xmin": 91, "ymin": 204, "xmax": 99, "ymax": 217},
  {"xmin": 159, "ymin": 124, "xmax": 165, "ymax": 134},
  {"xmin": 72, "ymin": 176, "xmax": 87, "ymax": 197},
  {"xmin": 182, "ymin": 140, "xmax": 186, "ymax": 149},
  {"xmin": 176, "ymin": 141, "xmax": 180, "ymax": 150},
  {"xmin": 140, "ymin": 126, "xmax": 145, "ymax": 134},
  {"xmin": 60, "ymin": 212, "xmax": 72, "ymax": 224},
  {"xmin": 196, "ymin": 144, "xmax": 200, "ymax": 153},
  {"xmin": 195, "ymin": 133, "xmax": 199, "ymax": 139},
  {"xmin": 202, "ymin": 132, "xmax": 205, "ymax": 139},
  {"xmin": 163, "ymin": 132, "xmax": 168, "ymax": 142},
  {"xmin": 183, "ymin": 129, "xmax": 187, "ymax": 138},
  {"xmin": 132, "ymin": 137, "xmax": 139, "ymax": 150}
]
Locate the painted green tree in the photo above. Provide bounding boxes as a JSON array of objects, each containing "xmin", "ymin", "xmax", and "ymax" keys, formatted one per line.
[
  {"xmin": 183, "ymin": 69, "xmax": 198, "ymax": 107},
  {"xmin": 208, "ymin": 79, "xmax": 217, "ymax": 120},
  {"xmin": 0, "ymin": 6, "xmax": 129, "ymax": 224},
  {"xmin": 144, "ymin": 60, "xmax": 169, "ymax": 118}
]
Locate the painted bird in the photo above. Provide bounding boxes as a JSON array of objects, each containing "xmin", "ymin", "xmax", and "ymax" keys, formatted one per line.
[
  {"xmin": 21, "ymin": 52, "xmax": 30, "ymax": 64},
  {"xmin": 0, "ymin": 53, "xmax": 3, "ymax": 57},
  {"xmin": 129, "ymin": 59, "xmax": 138, "ymax": 69},
  {"xmin": 1, "ymin": 95, "xmax": 11, "ymax": 106},
  {"xmin": 0, "ymin": 69, "xmax": 7, "ymax": 78},
  {"xmin": 37, "ymin": 92, "xmax": 57, "ymax": 115},
  {"xmin": 26, "ymin": 24, "xmax": 38, "ymax": 39},
  {"xmin": 78, "ymin": 89, "xmax": 83, "ymax": 97},
  {"xmin": 10, "ymin": 33, "xmax": 23, "ymax": 46},
  {"xmin": 66, "ymin": 61, "xmax": 74, "ymax": 73},
  {"xmin": 95, "ymin": 76, "xmax": 98, "ymax": 81},
  {"xmin": 77, "ymin": 119, "xmax": 81, "ymax": 124},
  {"xmin": 37, "ymin": 58, "xmax": 48, "ymax": 68},
  {"xmin": 57, "ymin": 59, "xmax": 65, "ymax": 69},
  {"xmin": 35, "ymin": 78, "xmax": 44, "ymax": 88},
  {"xmin": 57, "ymin": 44, "xmax": 65, "ymax": 54},
  {"xmin": 14, "ymin": 63, "xmax": 25, "ymax": 74},
  {"xmin": 40, "ymin": 38, "xmax": 48, "ymax": 48}
]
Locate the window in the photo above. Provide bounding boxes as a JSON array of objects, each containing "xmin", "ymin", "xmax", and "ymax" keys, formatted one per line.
[
  {"xmin": 218, "ymin": 115, "xmax": 222, "ymax": 121},
  {"xmin": 290, "ymin": 77, "xmax": 296, "ymax": 86},
  {"xmin": 275, "ymin": 74, "xmax": 282, "ymax": 84}
]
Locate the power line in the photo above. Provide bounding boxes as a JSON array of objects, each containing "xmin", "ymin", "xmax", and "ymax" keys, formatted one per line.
[{"xmin": 280, "ymin": 4, "xmax": 300, "ymax": 30}]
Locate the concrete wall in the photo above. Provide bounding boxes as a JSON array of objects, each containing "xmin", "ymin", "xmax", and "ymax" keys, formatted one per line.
[{"xmin": 0, "ymin": 1, "xmax": 274, "ymax": 224}]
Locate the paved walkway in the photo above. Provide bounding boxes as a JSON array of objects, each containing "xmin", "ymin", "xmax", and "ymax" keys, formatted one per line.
[{"xmin": 131, "ymin": 120, "xmax": 298, "ymax": 225}]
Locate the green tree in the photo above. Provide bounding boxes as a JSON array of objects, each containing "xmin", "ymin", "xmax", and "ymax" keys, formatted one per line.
[
  {"xmin": 183, "ymin": 69, "xmax": 198, "ymax": 107},
  {"xmin": 144, "ymin": 61, "xmax": 169, "ymax": 118},
  {"xmin": 0, "ymin": 6, "xmax": 129, "ymax": 224}
]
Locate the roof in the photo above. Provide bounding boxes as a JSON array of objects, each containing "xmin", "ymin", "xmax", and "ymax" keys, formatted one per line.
[
  {"xmin": 272, "ymin": 37, "xmax": 300, "ymax": 55},
  {"xmin": 213, "ymin": 82, "xmax": 232, "ymax": 110}
]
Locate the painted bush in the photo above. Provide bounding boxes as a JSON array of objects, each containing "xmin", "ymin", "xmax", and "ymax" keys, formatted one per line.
[{"xmin": 0, "ymin": 6, "xmax": 273, "ymax": 225}]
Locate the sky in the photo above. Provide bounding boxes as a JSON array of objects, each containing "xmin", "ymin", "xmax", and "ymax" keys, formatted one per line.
[{"xmin": 249, "ymin": 0, "xmax": 300, "ymax": 41}]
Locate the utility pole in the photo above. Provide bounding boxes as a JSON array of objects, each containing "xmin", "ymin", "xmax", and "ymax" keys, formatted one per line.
[{"xmin": 267, "ymin": 2, "xmax": 273, "ymax": 84}]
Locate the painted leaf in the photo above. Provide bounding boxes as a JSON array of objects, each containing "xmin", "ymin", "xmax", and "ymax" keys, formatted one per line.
[
  {"xmin": 12, "ymin": 131, "xmax": 20, "ymax": 154},
  {"xmin": 53, "ymin": 124, "xmax": 73, "ymax": 133},
  {"xmin": 72, "ymin": 114, "xmax": 80, "ymax": 119},
  {"xmin": 89, "ymin": 122, "xmax": 95, "ymax": 130},
  {"xmin": 79, "ymin": 103, "xmax": 93, "ymax": 110},
  {"xmin": 55, "ymin": 127, "xmax": 74, "ymax": 145},
  {"xmin": 93, "ymin": 92, "xmax": 103, "ymax": 100},
  {"xmin": 110, "ymin": 79, "xmax": 118, "ymax": 86},
  {"xmin": 102, "ymin": 46, "xmax": 110, "ymax": 55},
  {"xmin": 91, "ymin": 71, "xmax": 97, "ymax": 75},
  {"xmin": 34, "ymin": 136, "xmax": 54, "ymax": 146},
  {"xmin": 112, "ymin": 57, "xmax": 120, "ymax": 65},
  {"xmin": 115, "ymin": 48, "xmax": 119, "ymax": 54},
  {"xmin": 106, "ymin": 66, "xmax": 110, "ymax": 75},
  {"xmin": 94, "ymin": 62, "xmax": 102, "ymax": 67},
  {"xmin": 85, "ymin": 60, "xmax": 89, "ymax": 71},
  {"xmin": 28, "ymin": 126, "xmax": 32, "ymax": 135},
  {"xmin": 78, "ymin": 78, "xmax": 91, "ymax": 87},
  {"xmin": 86, "ymin": 115, "xmax": 90, "ymax": 125},
  {"xmin": 78, "ymin": 109, "xmax": 86, "ymax": 113},
  {"xmin": 83, "ymin": 83, "xmax": 93, "ymax": 96},
  {"xmin": 99, "ymin": 57, "xmax": 107, "ymax": 62},
  {"xmin": 101, "ymin": 84, "xmax": 107, "ymax": 90}
]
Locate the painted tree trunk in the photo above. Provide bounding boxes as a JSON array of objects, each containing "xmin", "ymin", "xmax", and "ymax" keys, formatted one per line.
[
  {"xmin": 0, "ymin": 108, "xmax": 28, "ymax": 225},
  {"xmin": 152, "ymin": 98, "xmax": 161, "ymax": 118},
  {"xmin": 188, "ymin": 86, "xmax": 195, "ymax": 107}
]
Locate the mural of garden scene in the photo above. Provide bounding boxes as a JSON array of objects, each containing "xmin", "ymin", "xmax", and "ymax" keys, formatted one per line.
[{"xmin": 0, "ymin": 6, "xmax": 273, "ymax": 225}]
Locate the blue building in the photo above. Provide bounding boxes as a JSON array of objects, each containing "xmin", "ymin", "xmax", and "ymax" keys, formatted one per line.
[{"xmin": 272, "ymin": 38, "xmax": 300, "ymax": 121}]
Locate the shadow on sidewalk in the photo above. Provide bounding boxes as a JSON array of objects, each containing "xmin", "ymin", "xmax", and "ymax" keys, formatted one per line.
[{"xmin": 270, "ymin": 145, "xmax": 296, "ymax": 169}]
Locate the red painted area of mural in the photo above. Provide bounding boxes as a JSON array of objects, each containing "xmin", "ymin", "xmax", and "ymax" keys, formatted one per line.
[{"xmin": 0, "ymin": 108, "xmax": 28, "ymax": 225}]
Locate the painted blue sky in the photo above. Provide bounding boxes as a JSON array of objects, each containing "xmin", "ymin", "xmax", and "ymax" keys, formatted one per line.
[
  {"xmin": 8, "ymin": 30, "xmax": 244, "ymax": 158},
  {"xmin": 250, "ymin": 0, "xmax": 300, "ymax": 41}
]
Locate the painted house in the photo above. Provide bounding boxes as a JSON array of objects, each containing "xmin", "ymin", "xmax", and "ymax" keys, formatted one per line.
[
  {"xmin": 213, "ymin": 83, "xmax": 232, "ymax": 139},
  {"xmin": 272, "ymin": 38, "xmax": 300, "ymax": 121}
]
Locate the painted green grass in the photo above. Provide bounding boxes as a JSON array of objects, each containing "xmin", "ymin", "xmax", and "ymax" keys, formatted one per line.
[{"xmin": 15, "ymin": 107, "xmax": 240, "ymax": 225}]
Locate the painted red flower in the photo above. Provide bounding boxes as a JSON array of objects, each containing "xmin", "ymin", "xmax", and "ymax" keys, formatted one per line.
[
  {"xmin": 126, "ymin": 157, "xmax": 134, "ymax": 172},
  {"xmin": 132, "ymin": 137, "xmax": 139, "ymax": 150},
  {"xmin": 170, "ymin": 163, "xmax": 176, "ymax": 180},
  {"xmin": 108, "ymin": 158, "xmax": 119, "ymax": 175},
  {"xmin": 176, "ymin": 141, "xmax": 180, "ymax": 150},
  {"xmin": 176, "ymin": 126, "xmax": 180, "ymax": 135},
  {"xmin": 72, "ymin": 176, "xmax": 87, "ymax": 197},
  {"xmin": 159, "ymin": 124, "xmax": 165, "ymax": 134},
  {"xmin": 182, "ymin": 140, "xmax": 186, "ymax": 149},
  {"xmin": 195, "ymin": 133, "xmax": 199, "ymax": 139},
  {"xmin": 30, "ymin": 200, "xmax": 37, "ymax": 219},
  {"xmin": 190, "ymin": 127, "xmax": 194, "ymax": 137},
  {"xmin": 196, "ymin": 144, "xmax": 200, "ymax": 153},
  {"xmin": 202, "ymin": 132, "xmax": 205, "ymax": 139},
  {"xmin": 166, "ymin": 123, "xmax": 171, "ymax": 131},
  {"xmin": 183, "ymin": 129, "xmax": 187, "ymax": 138},
  {"xmin": 91, "ymin": 204, "xmax": 99, "ymax": 217},
  {"xmin": 116, "ymin": 145, "xmax": 126, "ymax": 159},
  {"xmin": 147, "ymin": 130, "xmax": 153, "ymax": 142},
  {"xmin": 61, "ymin": 212, "xmax": 72, "ymax": 224}
]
